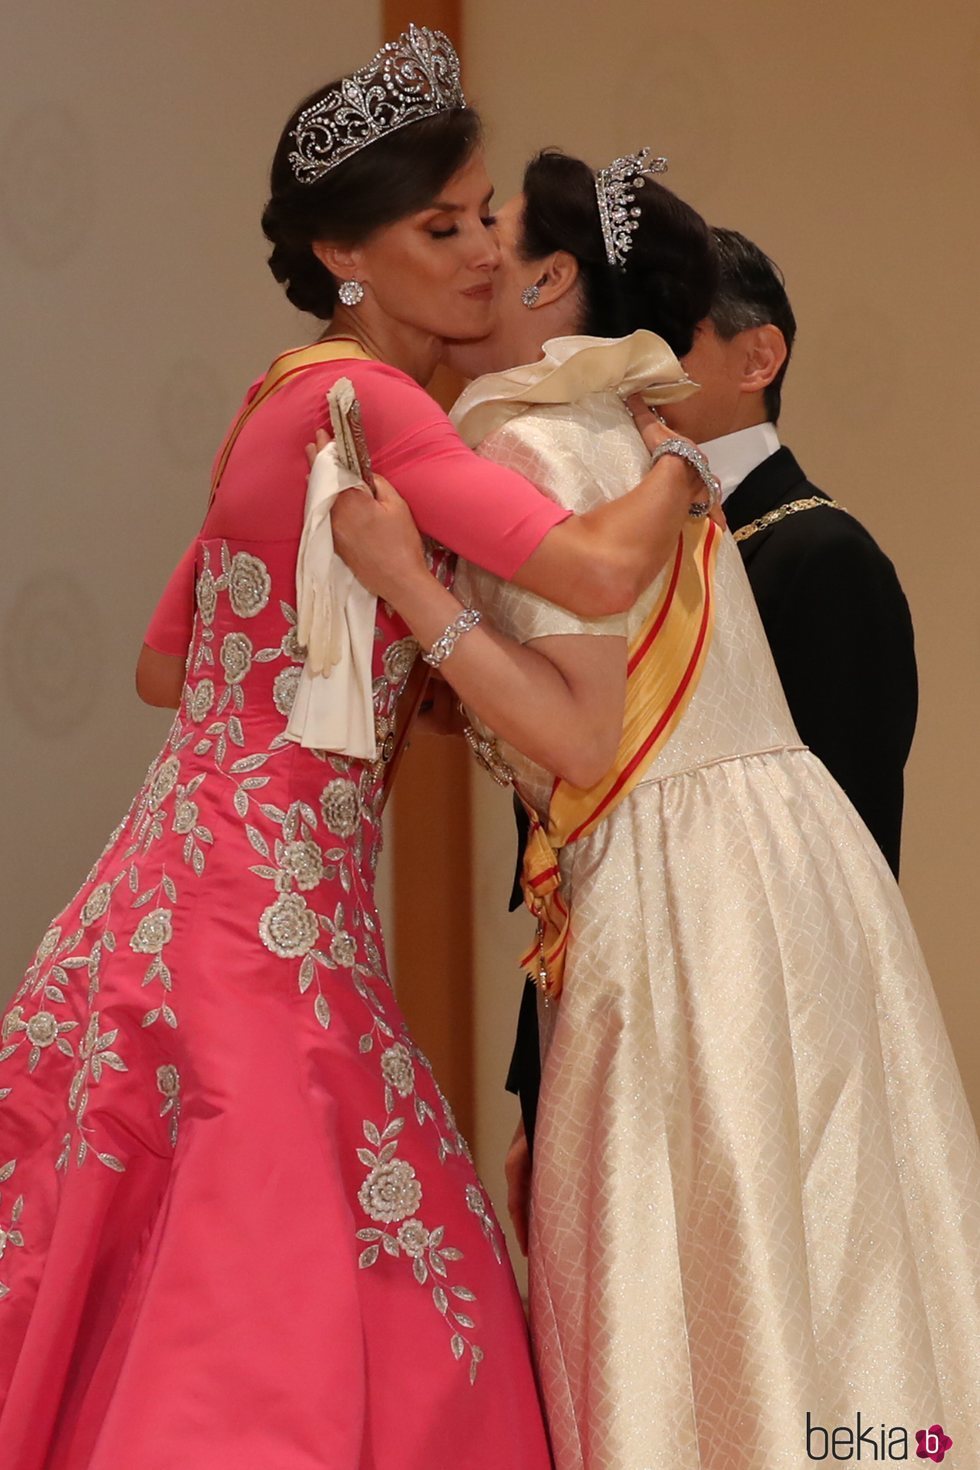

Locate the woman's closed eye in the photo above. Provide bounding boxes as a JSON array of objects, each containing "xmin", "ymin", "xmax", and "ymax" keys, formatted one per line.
[{"xmin": 428, "ymin": 215, "xmax": 497, "ymax": 240}]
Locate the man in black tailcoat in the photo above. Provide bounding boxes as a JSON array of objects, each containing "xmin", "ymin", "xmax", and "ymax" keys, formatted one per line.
[{"xmin": 504, "ymin": 228, "xmax": 918, "ymax": 1245}]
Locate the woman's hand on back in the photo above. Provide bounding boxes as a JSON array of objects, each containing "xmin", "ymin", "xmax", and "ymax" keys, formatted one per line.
[
  {"xmin": 305, "ymin": 429, "xmax": 430, "ymax": 600},
  {"xmin": 331, "ymin": 474, "xmax": 429, "ymax": 602},
  {"xmin": 625, "ymin": 395, "xmax": 727, "ymax": 530}
]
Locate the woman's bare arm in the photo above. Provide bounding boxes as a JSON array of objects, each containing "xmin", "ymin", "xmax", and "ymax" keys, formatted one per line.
[
  {"xmin": 340, "ymin": 479, "xmax": 626, "ymax": 788},
  {"xmin": 332, "ymin": 398, "xmax": 706, "ymax": 619},
  {"xmin": 136, "ymin": 646, "xmax": 185, "ymax": 708}
]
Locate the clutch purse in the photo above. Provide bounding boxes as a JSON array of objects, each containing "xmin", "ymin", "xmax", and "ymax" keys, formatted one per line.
[{"xmin": 327, "ymin": 377, "xmax": 376, "ymax": 494}]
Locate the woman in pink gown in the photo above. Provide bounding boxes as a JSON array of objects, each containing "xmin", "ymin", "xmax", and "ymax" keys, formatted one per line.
[{"xmin": 0, "ymin": 29, "xmax": 708, "ymax": 1469}]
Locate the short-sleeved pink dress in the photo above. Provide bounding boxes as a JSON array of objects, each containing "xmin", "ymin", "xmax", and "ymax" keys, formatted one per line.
[{"xmin": 0, "ymin": 353, "xmax": 566, "ymax": 1470}]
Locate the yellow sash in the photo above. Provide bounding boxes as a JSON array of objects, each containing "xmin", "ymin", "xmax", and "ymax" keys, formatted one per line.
[
  {"xmin": 208, "ymin": 338, "xmax": 375, "ymax": 502},
  {"xmin": 520, "ymin": 516, "xmax": 721, "ymax": 999}
]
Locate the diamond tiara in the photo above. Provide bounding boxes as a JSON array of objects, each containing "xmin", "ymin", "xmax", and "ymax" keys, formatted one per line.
[
  {"xmin": 595, "ymin": 148, "xmax": 669, "ymax": 268},
  {"xmin": 289, "ymin": 25, "xmax": 466, "ymax": 185}
]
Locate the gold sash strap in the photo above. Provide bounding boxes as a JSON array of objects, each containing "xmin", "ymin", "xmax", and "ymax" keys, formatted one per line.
[
  {"xmin": 519, "ymin": 517, "xmax": 721, "ymax": 999},
  {"xmin": 208, "ymin": 338, "xmax": 374, "ymax": 503}
]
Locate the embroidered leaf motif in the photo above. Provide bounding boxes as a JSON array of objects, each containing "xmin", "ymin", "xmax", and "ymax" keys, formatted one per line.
[
  {"xmin": 314, "ymin": 994, "xmax": 331, "ymax": 1030},
  {"xmin": 245, "ymin": 825, "xmax": 270, "ymax": 858},
  {"xmin": 298, "ymin": 955, "xmax": 315, "ymax": 994},
  {"xmin": 358, "ymin": 1245, "xmax": 379, "ymax": 1268},
  {"xmin": 450, "ymin": 1334, "xmax": 465, "ymax": 1360},
  {"xmin": 97, "ymin": 1152, "xmax": 126, "ymax": 1173},
  {"xmin": 229, "ymin": 753, "xmax": 267, "ymax": 775},
  {"xmin": 358, "ymin": 1034, "xmax": 373, "ymax": 1053},
  {"xmin": 0, "ymin": 1161, "xmax": 15, "ymax": 1185},
  {"xmin": 432, "ymin": 1286, "xmax": 449, "ymax": 1315},
  {"xmin": 363, "ymin": 1122, "xmax": 381, "ymax": 1147}
]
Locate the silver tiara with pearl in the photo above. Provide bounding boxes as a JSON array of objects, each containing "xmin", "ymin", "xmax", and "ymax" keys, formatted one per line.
[
  {"xmin": 595, "ymin": 148, "xmax": 669, "ymax": 268},
  {"xmin": 288, "ymin": 25, "xmax": 465, "ymax": 185}
]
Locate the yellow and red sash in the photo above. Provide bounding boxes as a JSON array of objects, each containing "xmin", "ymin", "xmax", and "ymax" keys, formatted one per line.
[
  {"xmin": 520, "ymin": 516, "xmax": 721, "ymax": 999},
  {"xmin": 207, "ymin": 337, "xmax": 374, "ymax": 503}
]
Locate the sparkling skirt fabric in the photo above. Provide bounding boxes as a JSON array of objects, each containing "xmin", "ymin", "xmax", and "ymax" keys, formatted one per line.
[
  {"xmin": 459, "ymin": 398, "xmax": 980, "ymax": 1470},
  {"xmin": 0, "ymin": 539, "xmax": 551, "ymax": 1470}
]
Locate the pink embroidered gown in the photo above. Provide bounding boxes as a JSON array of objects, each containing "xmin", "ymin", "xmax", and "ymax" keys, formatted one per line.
[{"xmin": 0, "ymin": 355, "xmax": 566, "ymax": 1470}]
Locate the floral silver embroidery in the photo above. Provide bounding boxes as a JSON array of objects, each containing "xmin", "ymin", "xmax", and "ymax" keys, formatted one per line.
[
  {"xmin": 1, "ymin": 1006, "xmax": 77, "ymax": 1074},
  {"xmin": 380, "ymin": 1043, "xmax": 415, "ymax": 1098},
  {"xmin": 358, "ymin": 1155, "xmax": 423, "ymax": 1224},
  {"xmin": 279, "ymin": 841, "xmax": 324, "ymax": 892},
  {"xmin": 396, "ymin": 1218, "xmax": 430, "ymax": 1258},
  {"xmin": 80, "ymin": 882, "xmax": 112, "ymax": 927},
  {"xmin": 63, "ymin": 1012, "xmax": 128, "ymax": 1172},
  {"xmin": 272, "ymin": 665, "xmax": 301, "ymax": 716},
  {"xmin": 355, "ymin": 1120, "xmax": 485, "ymax": 1382},
  {"xmin": 382, "ymin": 637, "xmax": 419, "ymax": 684},
  {"xmin": 196, "ymin": 566, "xmax": 218, "ymax": 625},
  {"xmin": 281, "ymin": 625, "xmax": 306, "ymax": 661},
  {"xmin": 186, "ymin": 679, "xmax": 215, "ymax": 724},
  {"xmin": 227, "ymin": 552, "xmax": 271, "ymax": 619},
  {"xmin": 0, "ymin": 1160, "xmax": 25, "ymax": 1300},
  {"xmin": 130, "ymin": 908, "xmax": 173, "ymax": 956},
  {"xmin": 220, "ymin": 632, "xmax": 253, "ymax": 685},
  {"xmin": 329, "ymin": 930, "xmax": 357, "ymax": 967},
  {"xmin": 320, "ymin": 778, "xmax": 361, "ymax": 838},
  {"xmin": 148, "ymin": 756, "xmax": 180, "ymax": 811},
  {"xmin": 258, "ymin": 892, "xmax": 319, "ymax": 959},
  {"xmin": 156, "ymin": 1063, "xmax": 181, "ymax": 1147},
  {"xmin": 35, "ymin": 924, "xmax": 62, "ymax": 964},
  {"xmin": 173, "ymin": 798, "xmax": 198, "ymax": 835},
  {"xmin": 466, "ymin": 1183, "xmax": 503, "ymax": 1263}
]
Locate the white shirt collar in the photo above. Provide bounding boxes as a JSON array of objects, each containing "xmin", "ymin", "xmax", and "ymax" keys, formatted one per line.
[{"xmin": 699, "ymin": 423, "xmax": 781, "ymax": 503}]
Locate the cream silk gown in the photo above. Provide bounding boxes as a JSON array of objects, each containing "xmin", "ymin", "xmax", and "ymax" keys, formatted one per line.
[{"xmin": 452, "ymin": 335, "xmax": 980, "ymax": 1470}]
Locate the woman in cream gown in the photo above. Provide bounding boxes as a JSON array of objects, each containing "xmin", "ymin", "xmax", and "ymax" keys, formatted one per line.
[{"xmin": 332, "ymin": 153, "xmax": 980, "ymax": 1469}]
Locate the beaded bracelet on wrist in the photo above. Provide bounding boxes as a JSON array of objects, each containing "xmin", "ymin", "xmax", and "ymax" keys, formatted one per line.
[
  {"xmin": 422, "ymin": 607, "xmax": 482, "ymax": 668},
  {"xmin": 648, "ymin": 437, "xmax": 721, "ymax": 517}
]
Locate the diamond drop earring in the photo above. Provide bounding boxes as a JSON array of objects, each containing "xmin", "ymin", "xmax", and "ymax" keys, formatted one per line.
[
  {"xmin": 521, "ymin": 283, "xmax": 541, "ymax": 309},
  {"xmin": 338, "ymin": 279, "xmax": 365, "ymax": 307}
]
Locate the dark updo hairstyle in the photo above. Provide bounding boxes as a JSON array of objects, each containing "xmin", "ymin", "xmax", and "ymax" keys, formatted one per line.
[
  {"xmin": 519, "ymin": 150, "xmax": 718, "ymax": 358},
  {"xmin": 261, "ymin": 84, "xmax": 483, "ymax": 320}
]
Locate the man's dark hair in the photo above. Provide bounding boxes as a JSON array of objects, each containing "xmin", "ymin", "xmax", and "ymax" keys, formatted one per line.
[{"xmin": 710, "ymin": 227, "xmax": 797, "ymax": 422}]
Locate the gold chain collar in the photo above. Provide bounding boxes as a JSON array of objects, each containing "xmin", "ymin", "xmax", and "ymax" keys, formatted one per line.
[{"xmin": 733, "ymin": 496, "xmax": 846, "ymax": 543}]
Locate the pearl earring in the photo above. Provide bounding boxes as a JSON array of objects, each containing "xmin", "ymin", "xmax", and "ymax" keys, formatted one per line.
[
  {"xmin": 521, "ymin": 283, "xmax": 541, "ymax": 309},
  {"xmin": 338, "ymin": 279, "xmax": 365, "ymax": 307}
]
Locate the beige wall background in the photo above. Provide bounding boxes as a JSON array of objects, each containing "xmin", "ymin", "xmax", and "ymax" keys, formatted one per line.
[{"xmin": 2, "ymin": 2, "xmax": 978, "ymax": 1272}]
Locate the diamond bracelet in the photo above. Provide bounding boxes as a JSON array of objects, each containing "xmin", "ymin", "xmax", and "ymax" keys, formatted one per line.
[
  {"xmin": 422, "ymin": 607, "xmax": 483, "ymax": 668},
  {"xmin": 648, "ymin": 437, "xmax": 721, "ymax": 517}
]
